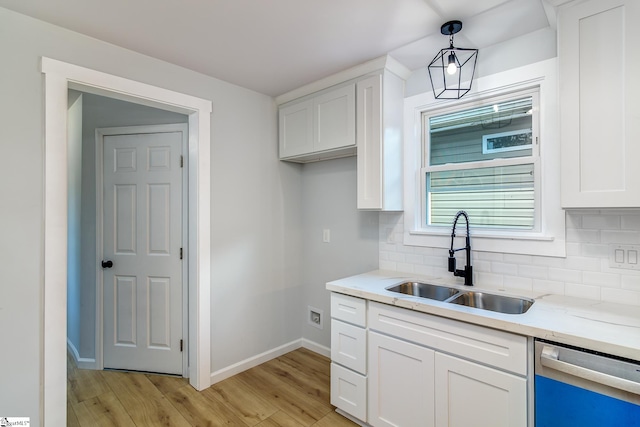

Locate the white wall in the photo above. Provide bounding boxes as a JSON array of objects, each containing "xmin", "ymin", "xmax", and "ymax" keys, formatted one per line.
[
  {"xmin": 405, "ymin": 27, "xmax": 557, "ymax": 97},
  {"xmin": 0, "ymin": 7, "xmax": 302, "ymax": 424},
  {"xmin": 301, "ymin": 157, "xmax": 379, "ymax": 348},
  {"xmin": 77, "ymin": 93, "xmax": 188, "ymax": 360}
]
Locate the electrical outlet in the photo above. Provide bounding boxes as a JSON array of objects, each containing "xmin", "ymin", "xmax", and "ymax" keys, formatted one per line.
[
  {"xmin": 307, "ymin": 306, "xmax": 323, "ymax": 330},
  {"xmin": 609, "ymin": 244, "xmax": 640, "ymax": 270}
]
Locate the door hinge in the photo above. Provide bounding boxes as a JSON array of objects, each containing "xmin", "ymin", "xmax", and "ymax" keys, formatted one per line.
[
  {"xmin": 180, "ymin": 339, "xmax": 183, "ymax": 352},
  {"xmin": 180, "ymin": 248, "xmax": 183, "ymax": 260},
  {"xmin": 180, "ymin": 155, "xmax": 184, "ymax": 168}
]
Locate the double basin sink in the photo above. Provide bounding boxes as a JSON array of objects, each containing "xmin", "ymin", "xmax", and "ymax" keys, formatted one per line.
[{"xmin": 387, "ymin": 281, "xmax": 533, "ymax": 315}]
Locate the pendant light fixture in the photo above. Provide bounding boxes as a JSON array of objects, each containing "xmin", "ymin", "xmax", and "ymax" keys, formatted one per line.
[{"xmin": 428, "ymin": 20, "xmax": 478, "ymax": 99}]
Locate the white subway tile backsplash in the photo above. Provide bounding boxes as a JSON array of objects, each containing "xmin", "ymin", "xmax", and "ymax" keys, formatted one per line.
[
  {"xmin": 582, "ymin": 271, "xmax": 621, "ymax": 288},
  {"xmin": 476, "ymin": 252, "xmax": 504, "ymax": 261},
  {"xmin": 621, "ymin": 215, "xmax": 640, "ymax": 230},
  {"xmin": 504, "ymin": 253, "xmax": 534, "ymax": 264},
  {"xmin": 502, "ymin": 275, "xmax": 533, "ymax": 292},
  {"xmin": 380, "ymin": 211, "xmax": 640, "ymax": 305},
  {"xmin": 621, "ymin": 275, "xmax": 640, "ymax": 292},
  {"xmin": 566, "ymin": 242, "xmax": 581, "ymax": 256},
  {"xmin": 532, "ymin": 279, "xmax": 564, "ymax": 294},
  {"xmin": 566, "ymin": 229, "xmax": 600, "ymax": 244},
  {"xmin": 491, "ymin": 262, "xmax": 519, "ymax": 276},
  {"xmin": 601, "ymin": 287, "xmax": 640, "ymax": 305},
  {"xmin": 601, "ymin": 230, "xmax": 640, "ymax": 244},
  {"xmin": 564, "ymin": 256, "xmax": 601, "ymax": 272},
  {"xmin": 565, "ymin": 282, "xmax": 601, "ymax": 300},
  {"xmin": 548, "ymin": 267, "xmax": 582, "ymax": 283},
  {"xmin": 518, "ymin": 265, "xmax": 548, "ymax": 280},
  {"xmin": 473, "ymin": 260, "xmax": 492, "ymax": 273},
  {"xmin": 580, "ymin": 243, "xmax": 609, "ymax": 258},
  {"xmin": 405, "ymin": 253, "xmax": 424, "ymax": 265},
  {"xmin": 582, "ymin": 215, "xmax": 621, "ymax": 230}
]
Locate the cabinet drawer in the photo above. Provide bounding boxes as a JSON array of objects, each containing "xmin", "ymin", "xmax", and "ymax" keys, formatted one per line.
[
  {"xmin": 331, "ymin": 319, "xmax": 366, "ymax": 374},
  {"xmin": 368, "ymin": 302, "xmax": 527, "ymax": 376},
  {"xmin": 331, "ymin": 362, "xmax": 367, "ymax": 422},
  {"xmin": 331, "ymin": 293, "xmax": 366, "ymax": 327}
]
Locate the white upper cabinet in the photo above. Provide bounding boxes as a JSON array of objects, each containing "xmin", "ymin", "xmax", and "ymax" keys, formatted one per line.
[
  {"xmin": 559, "ymin": 0, "xmax": 640, "ymax": 207},
  {"xmin": 279, "ymin": 84, "xmax": 356, "ymax": 162},
  {"xmin": 279, "ymin": 99, "xmax": 313, "ymax": 158},
  {"xmin": 356, "ymin": 72, "xmax": 404, "ymax": 211}
]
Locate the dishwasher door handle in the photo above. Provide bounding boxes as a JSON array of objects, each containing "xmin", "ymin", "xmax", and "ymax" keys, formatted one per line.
[{"xmin": 540, "ymin": 345, "xmax": 640, "ymax": 395}]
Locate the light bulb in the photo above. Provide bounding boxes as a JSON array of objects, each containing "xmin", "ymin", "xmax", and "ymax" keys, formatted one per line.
[{"xmin": 446, "ymin": 52, "xmax": 457, "ymax": 75}]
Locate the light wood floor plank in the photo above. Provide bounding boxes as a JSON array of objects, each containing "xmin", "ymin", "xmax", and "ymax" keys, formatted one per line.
[
  {"xmin": 74, "ymin": 392, "xmax": 136, "ymax": 427},
  {"xmin": 102, "ymin": 371, "xmax": 191, "ymax": 426},
  {"xmin": 260, "ymin": 357, "xmax": 330, "ymax": 404},
  {"xmin": 256, "ymin": 410, "xmax": 305, "ymax": 427},
  {"xmin": 205, "ymin": 375, "xmax": 278, "ymax": 426},
  {"xmin": 167, "ymin": 383, "xmax": 247, "ymax": 426},
  {"xmin": 311, "ymin": 410, "xmax": 358, "ymax": 427},
  {"xmin": 236, "ymin": 367, "xmax": 332, "ymax": 426}
]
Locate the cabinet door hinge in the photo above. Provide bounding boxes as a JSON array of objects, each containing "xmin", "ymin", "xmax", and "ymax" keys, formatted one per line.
[
  {"xmin": 180, "ymin": 155, "xmax": 184, "ymax": 168},
  {"xmin": 180, "ymin": 248, "xmax": 183, "ymax": 260},
  {"xmin": 180, "ymin": 339, "xmax": 183, "ymax": 352}
]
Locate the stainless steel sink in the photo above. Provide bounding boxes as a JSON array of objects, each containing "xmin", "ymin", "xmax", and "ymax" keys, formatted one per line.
[
  {"xmin": 448, "ymin": 291, "xmax": 534, "ymax": 314},
  {"xmin": 386, "ymin": 282, "xmax": 459, "ymax": 301}
]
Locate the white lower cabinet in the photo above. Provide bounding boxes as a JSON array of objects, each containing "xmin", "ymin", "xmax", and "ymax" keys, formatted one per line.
[
  {"xmin": 330, "ymin": 293, "xmax": 368, "ymax": 422},
  {"xmin": 366, "ymin": 301, "xmax": 529, "ymax": 427},
  {"xmin": 331, "ymin": 362, "xmax": 367, "ymax": 421},
  {"xmin": 434, "ymin": 353, "xmax": 527, "ymax": 427},
  {"xmin": 330, "ymin": 295, "xmax": 530, "ymax": 426},
  {"xmin": 368, "ymin": 331, "xmax": 435, "ymax": 427}
]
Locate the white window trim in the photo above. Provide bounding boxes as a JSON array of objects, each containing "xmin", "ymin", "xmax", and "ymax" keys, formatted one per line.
[{"xmin": 403, "ymin": 58, "xmax": 565, "ymax": 257}]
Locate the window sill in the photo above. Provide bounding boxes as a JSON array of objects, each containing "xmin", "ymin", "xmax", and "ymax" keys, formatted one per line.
[{"xmin": 404, "ymin": 228, "xmax": 565, "ymax": 258}]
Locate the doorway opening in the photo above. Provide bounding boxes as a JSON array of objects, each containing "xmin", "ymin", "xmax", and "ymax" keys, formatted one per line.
[{"xmin": 43, "ymin": 57, "xmax": 212, "ymax": 426}]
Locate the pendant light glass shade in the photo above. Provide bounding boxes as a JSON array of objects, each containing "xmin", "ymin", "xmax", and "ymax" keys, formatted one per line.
[{"xmin": 428, "ymin": 21, "xmax": 478, "ymax": 99}]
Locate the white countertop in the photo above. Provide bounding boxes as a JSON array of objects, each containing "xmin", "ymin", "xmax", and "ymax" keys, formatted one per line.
[{"xmin": 326, "ymin": 270, "xmax": 640, "ymax": 361}]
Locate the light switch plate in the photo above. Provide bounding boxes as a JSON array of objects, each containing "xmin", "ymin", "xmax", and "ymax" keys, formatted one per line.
[{"xmin": 609, "ymin": 244, "xmax": 640, "ymax": 270}]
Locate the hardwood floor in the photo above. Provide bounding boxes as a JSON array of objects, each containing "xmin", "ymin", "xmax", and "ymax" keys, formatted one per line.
[{"xmin": 67, "ymin": 348, "xmax": 358, "ymax": 426}]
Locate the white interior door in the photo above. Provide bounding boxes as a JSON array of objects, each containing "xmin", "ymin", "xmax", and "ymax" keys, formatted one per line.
[{"xmin": 102, "ymin": 128, "xmax": 184, "ymax": 375}]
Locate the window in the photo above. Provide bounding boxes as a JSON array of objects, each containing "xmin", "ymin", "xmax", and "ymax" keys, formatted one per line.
[
  {"xmin": 422, "ymin": 90, "xmax": 539, "ymax": 231},
  {"xmin": 403, "ymin": 59, "xmax": 565, "ymax": 257}
]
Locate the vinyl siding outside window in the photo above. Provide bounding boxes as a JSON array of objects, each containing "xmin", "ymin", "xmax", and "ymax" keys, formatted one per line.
[{"xmin": 422, "ymin": 90, "xmax": 539, "ymax": 231}]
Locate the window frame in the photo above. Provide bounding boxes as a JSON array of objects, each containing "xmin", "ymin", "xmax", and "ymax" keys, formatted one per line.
[
  {"xmin": 421, "ymin": 88, "xmax": 541, "ymax": 232},
  {"xmin": 402, "ymin": 59, "xmax": 566, "ymax": 257}
]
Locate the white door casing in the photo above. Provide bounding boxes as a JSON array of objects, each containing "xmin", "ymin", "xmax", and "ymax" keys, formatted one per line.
[
  {"xmin": 42, "ymin": 57, "xmax": 212, "ymax": 427},
  {"xmin": 100, "ymin": 126, "xmax": 185, "ymax": 375}
]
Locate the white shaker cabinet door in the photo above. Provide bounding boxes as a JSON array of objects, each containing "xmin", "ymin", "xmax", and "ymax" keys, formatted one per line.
[
  {"xmin": 279, "ymin": 99, "xmax": 313, "ymax": 158},
  {"xmin": 368, "ymin": 331, "xmax": 435, "ymax": 427},
  {"xmin": 559, "ymin": 0, "xmax": 640, "ymax": 207},
  {"xmin": 434, "ymin": 352, "xmax": 527, "ymax": 427},
  {"xmin": 313, "ymin": 84, "xmax": 355, "ymax": 152}
]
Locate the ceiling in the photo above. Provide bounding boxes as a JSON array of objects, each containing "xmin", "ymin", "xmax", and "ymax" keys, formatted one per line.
[{"xmin": 0, "ymin": 0, "xmax": 555, "ymax": 97}]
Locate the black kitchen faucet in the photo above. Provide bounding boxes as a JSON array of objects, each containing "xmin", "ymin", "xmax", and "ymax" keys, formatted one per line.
[{"xmin": 448, "ymin": 210, "xmax": 473, "ymax": 286}]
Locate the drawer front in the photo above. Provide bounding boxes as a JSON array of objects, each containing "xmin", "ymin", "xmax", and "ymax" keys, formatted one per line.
[
  {"xmin": 331, "ymin": 362, "xmax": 367, "ymax": 422},
  {"xmin": 331, "ymin": 293, "xmax": 366, "ymax": 327},
  {"xmin": 331, "ymin": 319, "xmax": 366, "ymax": 374},
  {"xmin": 368, "ymin": 301, "xmax": 527, "ymax": 376}
]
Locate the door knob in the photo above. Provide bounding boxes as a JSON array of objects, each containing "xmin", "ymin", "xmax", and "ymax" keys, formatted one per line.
[{"xmin": 101, "ymin": 260, "xmax": 114, "ymax": 269}]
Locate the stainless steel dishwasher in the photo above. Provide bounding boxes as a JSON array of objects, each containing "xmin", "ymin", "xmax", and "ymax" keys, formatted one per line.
[{"xmin": 535, "ymin": 339, "xmax": 640, "ymax": 426}]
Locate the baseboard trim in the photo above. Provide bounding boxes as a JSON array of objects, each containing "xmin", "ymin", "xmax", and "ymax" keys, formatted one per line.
[
  {"xmin": 301, "ymin": 338, "xmax": 330, "ymax": 358},
  {"xmin": 210, "ymin": 338, "xmax": 302, "ymax": 384},
  {"xmin": 67, "ymin": 338, "xmax": 97, "ymax": 369},
  {"xmin": 209, "ymin": 337, "xmax": 332, "ymax": 385}
]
